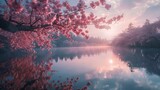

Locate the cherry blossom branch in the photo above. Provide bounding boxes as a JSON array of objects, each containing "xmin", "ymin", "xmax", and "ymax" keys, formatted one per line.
[
  {"xmin": 31, "ymin": 18, "xmax": 41, "ymax": 26},
  {"xmin": 29, "ymin": 9, "xmax": 33, "ymax": 25},
  {"xmin": 0, "ymin": 0, "xmax": 123, "ymax": 51}
]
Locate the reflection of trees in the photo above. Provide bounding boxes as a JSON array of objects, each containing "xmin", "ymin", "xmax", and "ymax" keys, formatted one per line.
[
  {"xmin": 1, "ymin": 47, "xmax": 108, "ymax": 63},
  {"xmin": 0, "ymin": 56, "xmax": 53, "ymax": 90},
  {"xmin": 0, "ymin": 47, "xmax": 102, "ymax": 90},
  {"xmin": 0, "ymin": 35, "xmax": 10, "ymax": 53},
  {"xmin": 113, "ymin": 48, "xmax": 160, "ymax": 76},
  {"xmin": 50, "ymin": 47, "xmax": 108, "ymax": 62}
]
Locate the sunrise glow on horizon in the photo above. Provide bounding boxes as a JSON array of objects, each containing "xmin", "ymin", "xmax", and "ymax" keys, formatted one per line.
[
  {"xmin": 80, "ymin": 0, "xmax": 160, "ymax": 40},
  {"xmin": 1, "ymin": 0, "xmax": 160, "ymax": 90}
]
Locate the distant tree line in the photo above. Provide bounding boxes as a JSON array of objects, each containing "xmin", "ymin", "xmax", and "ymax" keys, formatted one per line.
[
  {"xmin": 112, "ymin": 19, "xmax": 160, "ymax": 48},
  {"xmin": 52, "ymin": 34, "xmax": 109, "ymax": 47}
]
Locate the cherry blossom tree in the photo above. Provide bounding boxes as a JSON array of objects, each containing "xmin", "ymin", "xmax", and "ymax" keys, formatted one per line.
[{"xmin": 0, "ymin": 0, "xmax": 123, "ymax": 51}]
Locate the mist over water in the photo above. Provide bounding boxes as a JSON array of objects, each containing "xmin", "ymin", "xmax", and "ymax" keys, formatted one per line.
[{"xmin": 1, "ymin": 47, "xmax": 160, "ymax": 90}]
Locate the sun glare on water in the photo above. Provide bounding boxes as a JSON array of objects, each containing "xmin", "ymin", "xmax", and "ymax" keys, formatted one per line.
[{"xmin": 109, "ymin": 59, "xmax": 113, "ymax": 64}]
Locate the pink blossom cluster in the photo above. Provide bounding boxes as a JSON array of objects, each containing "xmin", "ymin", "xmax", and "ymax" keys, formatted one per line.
[{"xmin": 0, "ymin": 0, "xmax": 123, "ymax": 51}]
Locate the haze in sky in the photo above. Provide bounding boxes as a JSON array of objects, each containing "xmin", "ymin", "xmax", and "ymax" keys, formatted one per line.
[
  {"xmin": 77, "ymin": 0, "xmax": 160, "ymax": 40},
  {"xmin": 1, "ymin": 0, "xmax": 159, "ymax": 40}
]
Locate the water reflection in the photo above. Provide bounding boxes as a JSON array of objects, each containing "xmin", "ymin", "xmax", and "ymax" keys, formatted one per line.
[
  {"xmin": 51, "ymin": 47, "xmax": 160, "ymax": 90},
  {"xmin": 0, "ymin": 46, "xmax": 108, "ymax": 90},
  {"xmin": 0, "ymin": 55, "xmax": 53, "ymax": 90},
  {"xmin": 84, "ymin": 48, "xmax": 160, "ymax": 90},
  {"xmin": 113, "ymin": 48, "xmax": 160, "ymax": 76},
  {"xmin": 1, "ymin": 47, "xmax": 160, "ymax": 90},
  {"xmin": 49, "ymin": 46, "xmax": 108, "ymax": 62}
]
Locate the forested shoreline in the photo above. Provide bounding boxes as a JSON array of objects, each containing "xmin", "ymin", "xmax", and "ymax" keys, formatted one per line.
[{"xmin": 112, "ymin": 19, "xmax": 160, "ymax": 48}]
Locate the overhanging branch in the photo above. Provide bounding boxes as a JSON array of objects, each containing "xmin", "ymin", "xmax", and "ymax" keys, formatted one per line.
[{"xmin": 0, "ymin": 15, "xmax": 51, "ymax": 33}]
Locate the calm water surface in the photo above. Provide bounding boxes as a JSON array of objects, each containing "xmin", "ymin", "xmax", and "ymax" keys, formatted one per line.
[{"xmin": 1, "ymin": 47, "xmax": 160, "ymax": 90}]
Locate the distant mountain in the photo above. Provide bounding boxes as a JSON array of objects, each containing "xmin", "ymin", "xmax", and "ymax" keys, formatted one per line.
[
  {"xmin": 52, "ymin": 34, "xmax": 109, "ymax": 47},
  {"xmin": 112, "ymin": 19, "xmax": 160, "ymax": 48}
]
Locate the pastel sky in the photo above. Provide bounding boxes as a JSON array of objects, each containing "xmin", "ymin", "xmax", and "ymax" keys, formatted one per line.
[
  {"xmin": 71, "ymin": 0, "xmax": 160, "ymax": 40},
  {"xmin": 1, "ymin": 0, "xmax": 160, "ymax": 40}
]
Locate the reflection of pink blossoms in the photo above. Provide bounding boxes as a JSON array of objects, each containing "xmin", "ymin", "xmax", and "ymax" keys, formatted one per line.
[{"xmin": 0, "ymin": 56, "xmax": 54, "ymax": 90}]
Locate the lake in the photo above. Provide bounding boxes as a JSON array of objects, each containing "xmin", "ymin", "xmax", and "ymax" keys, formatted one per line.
[{"xmin": 1, "ymin": 46, "xmax": 160, "ymax": 90}]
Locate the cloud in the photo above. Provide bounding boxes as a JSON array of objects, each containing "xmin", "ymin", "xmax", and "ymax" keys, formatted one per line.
[
  {"xmin": 136, "ymin": 4, "xmax": 160, "ymax": 23},
  {"xmin": 66, "ymin": 0, "xmax": 160, "ymax": 39},
  {"xmin": 119, "ymin": 0, "xmax": 137, "ymax": 9}
]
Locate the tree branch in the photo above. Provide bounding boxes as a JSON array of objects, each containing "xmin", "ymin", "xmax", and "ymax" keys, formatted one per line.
[
  {"xmin": 31, "ymin": 18, "xmax": 41, "ymax": 26},
  {"xmin": 0, "ymin": 16, "xmax": 43, "ymax": 33},
  {"xmin": 29, "ymin": 9, "xmax": 33, "ymax": 25}
]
